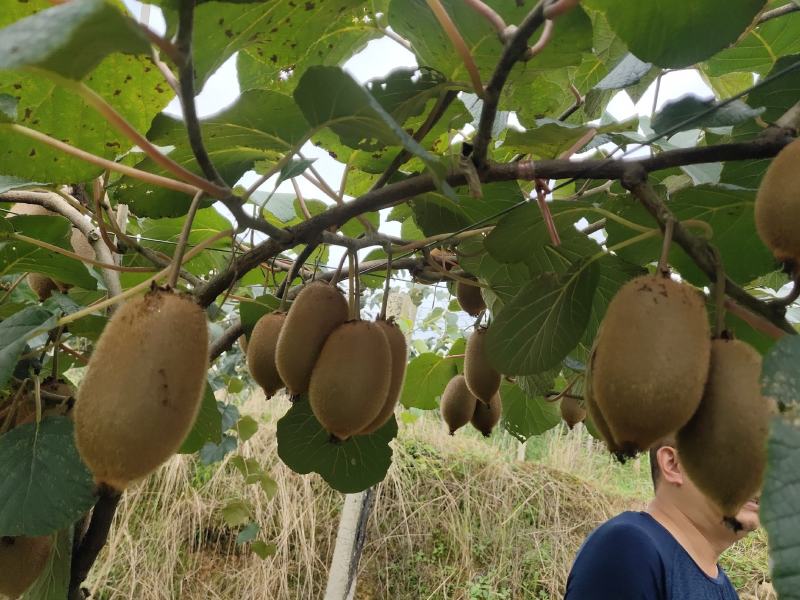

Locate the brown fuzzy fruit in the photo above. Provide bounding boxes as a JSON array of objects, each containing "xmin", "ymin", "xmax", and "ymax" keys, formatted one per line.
[
  {"xmin": 584, "ymin": 350, "xmax": 622, "ymax": 454},
  {"xmin": 560, "ymin": 396, "xmax": 586, "ymax": 430},
  {"xmin": 246, "ymin": 312, "xmax": 286, "ymax": 398},
  {"xmin": 456, "ymin": 280, "xmax": 486, "ymax": 316},
  {"xmin": 755, "ymin": 138, "xmax": 800, "ymax": 271},
  {"xmin": 358, "ymin": 319, "xmax": 408, "ymax": 434},
  {"xmin": 677, "ymin": 338, "xmax": 776, "ymax": 517},
  {"xmin": 470, "ymin": 390, "xmax": 501, "ymax": 437},
  {"xmin": 26, "ymin": 273, "xmax": 59, "ymax": 301},
  {"xmin": 464, "ymin": 327, "xmax": 501, "ymax": 404},
  {"xmin": 0, "ymin": 535, "xmax": 53, "ymax": 598},
  {"xmin": 276, "ymin": 281, "xmax": 349, "ymax": 396},
  {"xmin": 309, "ymin": 320, "xmax": 392, "ymax": 440},
  {"xmin": 440, "ymin": 374, "xmax": 477, "ymax": 435},
  {"xmin": 591, "ymin": 274, "xmax": 711, "ymax": 457},
  {"xmin": 75, "ymin": 290, "xmax": 209, "ymax": 490}
]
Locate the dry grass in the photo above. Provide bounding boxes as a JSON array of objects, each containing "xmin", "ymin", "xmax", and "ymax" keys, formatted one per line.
[{"xmin": 85, "ymin": 395, "xmax": 771, "ymax": 599}]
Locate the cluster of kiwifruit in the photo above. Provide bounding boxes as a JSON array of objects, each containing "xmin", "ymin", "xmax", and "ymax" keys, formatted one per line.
[
  {"xmin": 7, "ymin": 203, "xmax": 96, "ymax": 301},
  {"xmin": 74, "ymin": 287, "xmax": 209, "ymax": 491},
  {"xmin": 244, "ymin": 281, "xmax": 408, "ymax": 440},
  {"xmin": 0, "ymin": 378, "xmax": 75, "ymax": 596},
  {"xmin": 586, "ymin": 272, "xmax": 775, "ymax": 520},
  {"xmin": 441, "ymin": 327, "xmax": 502, "ymax": 437}
]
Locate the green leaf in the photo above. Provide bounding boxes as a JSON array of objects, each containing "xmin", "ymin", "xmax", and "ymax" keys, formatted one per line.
[
  {"xmin": 0, "ymin": 0, "xmax": 150, "ymax": 80},
  {"xmin": 221, "ymin": 500, "xmax": 252, "ymax": 527},
  {"xmin": 294, "ymin": 66, "xmax": 455, "ymax": 199},
  {"xmin": 0, "ymin": 305, "xmax": 56, "ymax": 390},
  {"xmin": 762, "ymin": 335, "xmax": 800, "ymax": 409},
  {"xmin": 21, "ymin": 527, "xmax": 72, "ymax": 600},
  {"xmin": 500, "ymin": 381, "xmax": 561, "ymax": 443},
  {"xmin": 651, "ymin": 95, "xmax": 764, "ymax": 135},
  {"xmin": 276, "ymin": 398, "xmax": 397, "ymax": 493},
  {"xmin": 400, "ymin": 352, "xmax": 458, "ymax": 410},
  {"xmin": 587, "ymin": 0, "xmax": 765, "ymax": 68},
  {"xmin": 504, "ymin": 118, "xmax": 637, "ymax": 159},
  {"xmin": 116, "ymin": 90, "xmax": 309, "ymax": 217},
  {"xmin": 2, "ymin": 215, "xmax": 97, "ymax": 289},
  {"xmin": 251, "ymin": 540, "xmax": 277, "ymax": 559},
  {"xmin": 706, "ymin": 1, "xmax": 800, "ymax": 76},
  {"xmin": 236, "ymin": 416, "xmax": 259, "ymax": 442},
  {"xmin": 236, "ymin": 522, "xmax": 260, "ymax": 545},
  {"xmin": 0, "ymin": 94, "xmax": 17, "ymax": 122},
  {"xmin": 485, "ymin": 261, "xmax": 600, "ymax": 375},
  {"xmin": 595, "ymin": 53, "xmax": 653, "ymax": 90},
  {"xmin": 179, "ymin": 384, "xmax": 222, "ymax": 454},
  {"xmin": 0, "ymin": 417, "xmax": 95, "ymax": 536},
  {"xmin": 239, "ymin": 294, "xmax": 281, "ymax": 336},
  {"xmin": 761, "ymin": 418, "xmax": 800, "ymax": 599}
]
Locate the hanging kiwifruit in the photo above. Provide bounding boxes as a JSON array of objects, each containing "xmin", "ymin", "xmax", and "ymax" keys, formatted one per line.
[
  {"xmin": 309, "ymin": 320, "xmax": 392, "ymax": 440},
  {"xmin": 275, "ymin": 281, "xmax": 349, "ymax": 396},
  {"xmin": 440, "ymin": 374, "xmax": 477, "ymax": 435},
  {"xmin": 456, "ymin": 279, "xmax": 485, "ymax": 316},
  {"xmin": 0, "ymin": 535, "xmax": 52, "ymax": 598},
  {"xmin": 560, "ymin": 396, "xmax": 586, "ymax": 430},
  {"xmin": 677, "ymin": 338, "xmax": 776, "ymax": 517},
  {"xmin": 246, "ymin": 312, "xmax": 286, "ymax": 398},
  {"xmin": 75, "ymin": 289, "xmax": 209, "ymax": 490},
  {"xmin": 470, "ymin": 390, "xmax": 501, "ymax": 437},
  {"xmin": 26, "ymin": 274, "xmax": 59, "ymax": 301},
  {"xmin": 590, "ymin": 274, "xmax": 711, "ymax": 457},
  {"xmin": 755, "ymin": 138, "xmax": 800, "ymax": 273},
  {"xmin": 464, "ymin": 327, "xmax": 501, "ymax": 404},
  {"xmin": 358, "ymin": 319, "xmax": 408, "ymax": 435}
]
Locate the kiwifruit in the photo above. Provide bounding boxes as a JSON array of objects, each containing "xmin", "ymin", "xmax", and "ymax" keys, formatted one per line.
[
  {"xmin": 75, "ymin": 290, "xmax": 209, "ymax": 490},
  {"xmin": 464, "ymin": 327, "xmax": 501, "ymax": 403},
  {"xmin": 0, "ymin": 535, "xmax": 52, "ymax": 598},
  {"xmin": 470, "ymin": 390, "xmax": 501, "ymax": 437},
  {"xmin": 590, "ymin": 274, "xmax": 711, "ymax": 457},
  {"xmin": 456, "ymin": 279, "xmax": 485, "ymax": 316},
  {"xmin": 308, "ymin": 320, "xmax": 392, "ymax": 440},
  {"xmin": 246, "ymin": 312, "xmax": 286, "ymax": 398},
  {"xmin": 69, "ymin": 227, "xmax": 95, "ymax": 262},
  {"xmin": 440, "ymin": 374, "xmax": 477, "ymax": 435},
  {"xmin": 358, "ymin": 319, "xmax": 408, "ymax": 435},
  {"xmin": 560, "ymin": 396, "xmax": 586, "ymax": 430},
  {"xmin": 275, "ymin": 281, "xmax": 349, "ymax": 396},
  {"xmin": 677, "ymin": 338, "xmax": 776, "ymax": 517},
  {"xmin": 755, "ymin": 138, "xmax": 800, "ymax": 272},
  {"xmin": 26, "ymin": 273, "xmax": 59, "ymax": 301}
]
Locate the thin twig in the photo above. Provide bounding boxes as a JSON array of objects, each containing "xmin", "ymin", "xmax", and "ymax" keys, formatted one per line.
[
  {"xmin": 464, "ymin": 0, "xmax": 506, "ymax": 33},
  {"xmin": 277, "ymin": 242, "xmax": 319, "ymax": 310},
  {"xmin": 758, "ymin": 1, "xmax": 800, "ymax": 24},
  {"xmin": 657, "ymin": 217, "xmax": 675, "ymax": 274},
  {"xmin": 710, "ymin": 246, "xmax": 727, "ymax": 338},
  {"xmin": 291, "ymin": 179, "xmax": 313, "ymax": 220},
  {"xmin": 11, "ymin": 233, "xmax": 154, "ymax": 273},
  {"xmin": 770, "ymin": 277, "xmax": 800, "ymax": 307},
  {"xmin": 426, "ymin": 0, "xmax": 484, "ymax": 96},
  {"xmin": 168, "ymin": 191, "xmax": 204, "ymax": 288},
  {"xmin": 380, "ymin": 245, "xmax": 393, "ymax": 320},
  {"xmin": 330, "ymin": 251, "xmax": 349, "ymax": 288}
]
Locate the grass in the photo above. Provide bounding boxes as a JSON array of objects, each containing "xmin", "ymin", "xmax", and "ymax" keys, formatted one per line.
[{"xmin": 85, "ymin": 393, "xmax": 772, "ymax": 599}]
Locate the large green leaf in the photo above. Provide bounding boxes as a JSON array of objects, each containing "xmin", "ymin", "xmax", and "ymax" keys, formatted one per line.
[
  {"xmin": 762, "ymin": 335, "xmax": 800, "ymax": 409},
  {"xmin": 115, "ymin": 90, "xmax": 309, "ymax": 217},
  {"xmin": 1, "ymin": 215, "xmax": 97, "ymax": 289},
  {"xmin": 457, "ymin": 238, "xmax": 531, "ymax": 310},
  {"xmin": 0, "ymin": 0, "xmax": 149, "ymax": 80},
  {"xmin": 400, "ymin": 352, "xmax": 458, "ymax": 410},
  {"xmin": 0, "ymin": 305, "xmax": 56, "ymax": 390},
  {"xmin": 179, "ymin": 384, "xmax": 223, "ymax": 454},
  {"xmin": 500, "ymin": 381, "xmax": 561, "ymax": 443},
  {"xmin": 485, "ymin": 261, "xmax": 599, "ymax": 375},
  {"xmin": 503, "ymin": 118, "xmax": 637, "ymax": 159},
  {"xmin": 0, "ymin": 417, "xmax": 96, "ymax": 536},
  {"xmin": 761, "ymin": 418, "xmax": 800, "ymax": 599},
  {"xmin": 705, "ymin": 0, "xmax": 800, "ymax": 76},
  {"xmin": 586, "ymin": 0, "xmax": 765, "ymax": 68},
  {"xmin": 276, "ymin": 397, "xmax": 397, "ymax": 493},
  {"xmin": 651, "ymin": 96, "xmax": 764, "ymax": 135}
]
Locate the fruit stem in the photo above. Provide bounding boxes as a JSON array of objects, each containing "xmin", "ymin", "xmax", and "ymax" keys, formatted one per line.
[
  {"xmin": 330, "ymin": 251, "xmax": 349, "ymax": 287},
  {"xmin": 425, "ymin": 0, "xmax": 485, "ymax": 97},
  {"xmin": 55, "ymin": 229, "xmax": 232, "ymax": 327},
  {"xmin": 168, "ymin": 190, "xmax": 205, "ymax": 289},
  {"xmin": 657, "ymin": 217, "xmax": 675, "ymax": 275},
  {"xmin": 278, "ymin": 241, "xmax": 319, "ymax": 311},
  {"xmin": 380, "ymin": 245, "xmax": 392, "ymax": 321}
]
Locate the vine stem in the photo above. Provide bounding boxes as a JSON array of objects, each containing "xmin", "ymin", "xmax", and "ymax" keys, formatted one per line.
[
  {"xmin": 425, "ymin": 0, "xmax": 484, "ymax": 96},
  {"xmin": 657, "ymin": 217, "xmax": 675, "ymax": 275},
  {"xmin": 380, "ymin": 245, "xmax": 393, "ymax": 321},
  {"xmin": 74, "ymin": 83, "xmax": 226, "ymax": 197},
  {"xmin": 56, "ymin": 229, "xmax": 232, "ymax": 327},
  {"xmin": 330, "ymin": 251, "xmax": 349, "ymax": 287},
  {"xmin": 6, "ymin": 124, "xmax": 200, "ymax": 195},
  {"xmin": 11, "ymin": 233, "xmax": 155, "ymax": 273},
  {"xmin": 278, "ymin": 242, "xmax": 319, "ymax": 311},
  {"xmin": 168, "ymin": 191, "xmax": 204, "ymax": 288},
  {"xmin": 464, "ymin": 0, "xmax": 506, "ymax": 33}
]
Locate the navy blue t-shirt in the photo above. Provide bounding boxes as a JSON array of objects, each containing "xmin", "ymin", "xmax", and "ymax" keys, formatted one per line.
[{"xmin": 565, "ymin": 511, "xmax": 738, "ymax": 599}]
